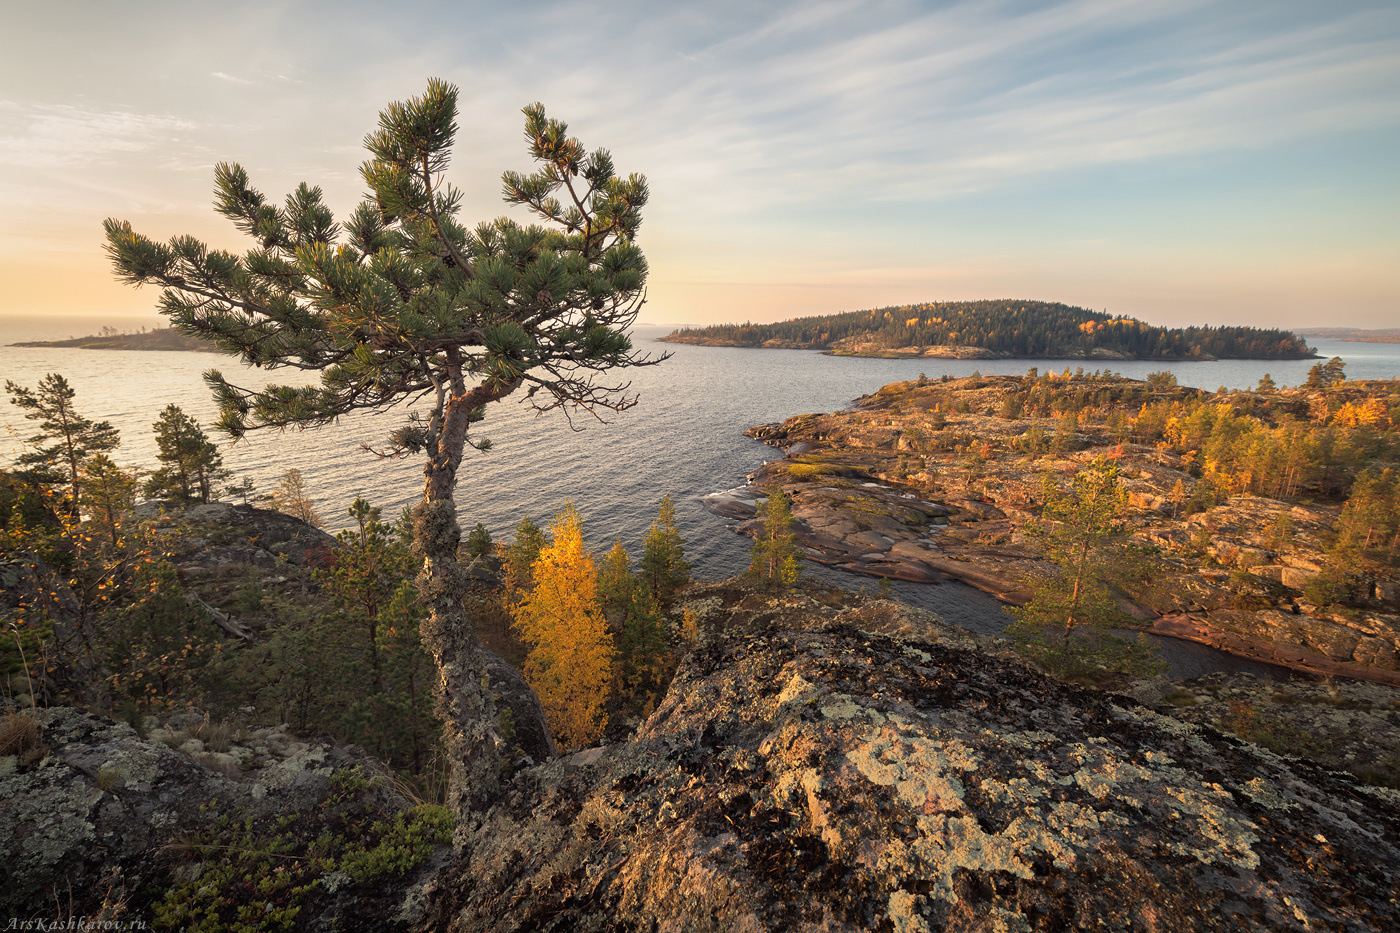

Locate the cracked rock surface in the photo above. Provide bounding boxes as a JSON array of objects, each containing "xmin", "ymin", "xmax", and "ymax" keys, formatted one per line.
[{"xmin": 429, "ymin": 604, "xmax": 1400, "ymax": 932}]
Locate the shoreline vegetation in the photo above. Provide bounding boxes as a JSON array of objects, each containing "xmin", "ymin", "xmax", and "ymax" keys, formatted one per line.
[
  {"xmin": 10, "ymin": 324, "xmax": 219, "ymax": 352},
  {"xmin": 725, "ymin": 365, "xmax": 1400, "ymax": 684},
  {"xmin": 661, "ymin": 298, "xmax": 1318, "ymax": 360}
]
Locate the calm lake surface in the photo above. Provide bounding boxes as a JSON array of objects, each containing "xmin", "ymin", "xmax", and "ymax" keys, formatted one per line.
[{"xmin": 5, "ymin": 314, "xmax": 1398, "ymax": 678}]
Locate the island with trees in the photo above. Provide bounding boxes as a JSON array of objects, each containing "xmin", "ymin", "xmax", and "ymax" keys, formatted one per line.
[
  {"xmin": 10, "ymin": 324, "xmax": 220, "ymax": 351},
  {"xmin": 662, "ymin": 298, "xmax": 1316, "ymax": 360}
]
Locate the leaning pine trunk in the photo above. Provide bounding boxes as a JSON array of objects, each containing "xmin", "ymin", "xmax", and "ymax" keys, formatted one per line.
[
  {"xmin": 414, "ymin": 496, "xmax": 500, "ymax": 816},
  {"xmin": 414, "ymin": 388, "xmax": 503, "ymax": 819}
]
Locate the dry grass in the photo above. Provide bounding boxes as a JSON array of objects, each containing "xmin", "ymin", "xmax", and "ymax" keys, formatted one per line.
[
  {"xmin": 200, "ymin": 719, "xmax": 240, "ymax": 752},
  {"xmin": 1, "ymin": 708, "xmax": 41, "ymax": 756},
  {"xmin": 389, "ymin": 751, "xmax": 451, "ymax": 807}
]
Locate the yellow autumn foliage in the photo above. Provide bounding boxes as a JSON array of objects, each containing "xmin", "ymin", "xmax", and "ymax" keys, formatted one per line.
[
  {"xmin": 1332, "ymin": 398, "xmax": 1389, "ymax": 428},
  {"xmin": 510, "ymin": 504, "xmax": 614, "ymax": 751}
]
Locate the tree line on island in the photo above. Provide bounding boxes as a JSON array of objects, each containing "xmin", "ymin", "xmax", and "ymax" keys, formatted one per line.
[{"xmin": 662, "ymin": 299, "xmax": 1314, "ymax": 360}]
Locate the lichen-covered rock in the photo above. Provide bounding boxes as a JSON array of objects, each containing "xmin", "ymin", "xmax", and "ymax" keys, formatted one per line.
[
  {"xmin": 0, "ymin": 707, "xmax": 429, "ymax": 926},
  {"xmin": 136, "ymin": 500, "xmax": 338, "ymax": 568},
  {"xmin": 485, "ymin": 648, "xmax": 556, "ymax": 765},
  {"xmin": 429, "ymin": 617, "xmax": 1400, "ymax": 932}
]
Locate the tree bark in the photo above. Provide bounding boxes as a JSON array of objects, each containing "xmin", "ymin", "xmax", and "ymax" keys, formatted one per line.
[{"xmin": 414, "ymin": 373, "xmax": 524, "ymax": 818}]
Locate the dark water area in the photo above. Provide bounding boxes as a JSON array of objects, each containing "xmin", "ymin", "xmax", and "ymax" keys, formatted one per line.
[{"xmin": 5, "ymin": 315, "xmax": 1397, "ymax": 680}]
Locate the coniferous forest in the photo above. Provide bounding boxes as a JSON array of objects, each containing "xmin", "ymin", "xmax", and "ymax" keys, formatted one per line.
[{"xmin": 661, "ymin": 299, "xmax": 1315, "ymax": 360}]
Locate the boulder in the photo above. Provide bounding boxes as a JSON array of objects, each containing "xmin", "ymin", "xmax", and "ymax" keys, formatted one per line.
[
  {"xmin": 428, "ymin": 619, "xmax": 1400, "ymax": 932},
  {"xmin": 484, "ymin": 649, "xmax": 556, "ymax": 764},
  {"xmin": 136, "ymin": 500, "xmax": 337, "ymax": 567},
  {"xmin": 0, "ymin": 708, "xmax": 436, "ymax": 925}
]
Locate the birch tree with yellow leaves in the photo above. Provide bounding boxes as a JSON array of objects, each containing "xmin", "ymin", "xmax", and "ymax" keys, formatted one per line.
[{"xmin": 510, "ymin": 504, "xmax": 614, "ymax": 750}]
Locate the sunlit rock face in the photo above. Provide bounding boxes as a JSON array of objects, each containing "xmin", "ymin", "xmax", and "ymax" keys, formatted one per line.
[{"xmin": 432, "ymin": 605, "xmax": 1400, "ymax": 933}]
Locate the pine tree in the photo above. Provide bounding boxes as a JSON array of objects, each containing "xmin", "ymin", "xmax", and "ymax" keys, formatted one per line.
[
  {"xmin": 1306, "ymin": 357, "xmax": 1347, "ymax": 389},
  {"xmin": 144, "ymin": 405, "xmax": 228, "ymax": 503},
  {"xmin": 750, "ymin": 488, "xmax": 802, "ymax": 588},
  {"xmin": 510, "ymin": 504, "xmax": 614, "ymax": 751},
  {"xmin": 1330, "ymin": 470, "xmax": 1398, "ymax": 570},
  {"xmin": 1009, "ymin": 458, "xmax": 1164, "ymax": 679},
  {"xmin": 224, "ymin": 476, "xmax": 257, "ymax": 505},
  {"xmin": 1052, "ymin": 409, "xmax": 1080, "ymax": 454},
  {"xmin": 104, "ymin": 81, "xmax": 658, "ymax": 808},
  {"xmin": 639, "ymin": 494, "xmax": 690, "ymax": 605},
  {"xmin": 318, "ymin": 498, "xmax": 416, "ymax": 696},
  {"xmin": 5, "ymin": 373, "xmax": 120, "ymax": 512}
]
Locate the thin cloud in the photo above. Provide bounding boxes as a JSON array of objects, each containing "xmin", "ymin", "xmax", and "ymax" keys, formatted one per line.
[
  {"xmin": 211, "ymin": 71, "xmax": 255, "ymax": 85},
  {"xmin": 0, "ymin": 101, "xmax": 199, "ymax": 169},
  {"xmin": 572, "ymin": 0, "xmax": 1400, "ymax": 213}
]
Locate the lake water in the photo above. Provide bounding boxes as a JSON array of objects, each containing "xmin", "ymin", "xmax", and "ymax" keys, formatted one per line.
[{"xmin": 4, "ymin": 313, "xmax": 1398, "ymax": 678}]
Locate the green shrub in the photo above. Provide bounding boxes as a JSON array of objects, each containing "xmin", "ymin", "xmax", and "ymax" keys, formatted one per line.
[{"xmin": 153, "ymin": 768, "xmax": 454, "ymax": 932}]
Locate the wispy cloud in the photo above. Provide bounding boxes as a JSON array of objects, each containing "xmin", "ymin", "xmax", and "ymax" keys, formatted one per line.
[
  {"xmin": 0, "ymin": 101, "xmax": 199, "ymax": 170},
  {"xmin": 550, "ymin": 0, "xmax": 1400, "ymax": 214},
  {"xmin": 211, "ymin": 71, "xmax": 254, "ymax": 86}
]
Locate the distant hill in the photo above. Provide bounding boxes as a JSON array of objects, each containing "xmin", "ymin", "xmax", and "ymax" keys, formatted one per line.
[
  {"xmin": 1296, "ymin": 327, "xmax": 1400, "ymax": 344},
  {"xmin": 661, "ymin": 299, "xmax": 1315, "ymax": 360},
  {"xmin": 11, "ymin": 326, "xmax": 219, "ymax": 352}
]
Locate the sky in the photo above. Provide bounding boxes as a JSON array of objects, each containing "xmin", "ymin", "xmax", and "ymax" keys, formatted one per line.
[{"xmin": 1, "ymin": 0, "xmax": 1396, "ymax": 331}]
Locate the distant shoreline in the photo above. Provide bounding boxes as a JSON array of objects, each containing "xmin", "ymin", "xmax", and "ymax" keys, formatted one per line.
[
  {"xmin": 1295, "ymin": 328, "xmax": 1400, "ymax": 344},
  {"xmin": 660, "ymin": 333, "xmax": 1319, "ymax": 362},
  {"xmin": 10, "ymin": 327, "xmax": 218, "ymax": 352},
  {"xmin": 660, "ymin": 298, "xmax": 1319, "ymax": 361}
]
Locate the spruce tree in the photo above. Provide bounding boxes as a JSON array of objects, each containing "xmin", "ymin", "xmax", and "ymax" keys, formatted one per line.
[
  {"xmin": 5, "ymin": 373, "xmax": 120, "ymax": 511},
  {"xmin": 639, "ymin": 493, "xmax": 690, "ymax": 605},
  {"xmin": 104, "ymin": 80, "xmax": 657, "ymax": 809},
  {"xmin": 463, "ymin": 522, "xmax": 493, "ymax": 560},
  {"xmin": 501, "ymin": 514, "xmax": 547, "ymax": 600},
  {"xmin": 598, "ymin": 538, "xmax": 636, "ymax": 621}
]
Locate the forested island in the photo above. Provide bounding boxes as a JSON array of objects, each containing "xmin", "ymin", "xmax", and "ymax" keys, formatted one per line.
[
  {"xmin": 10, "ymin": 325, "xmax": 218, "ymax": 351},
  {"xmin": 661, "ymin": 299, "xmax": 1316, "ymax": 360}
]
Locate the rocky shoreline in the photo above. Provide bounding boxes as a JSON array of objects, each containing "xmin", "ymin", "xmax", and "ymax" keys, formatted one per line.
[
  {"xmin": 8, "ymin": 499, "xmax": 1400, "ymax": 927},
  {"xmin": 710, "ymin": 373, "xmax": 1400, "ymax": 685}
]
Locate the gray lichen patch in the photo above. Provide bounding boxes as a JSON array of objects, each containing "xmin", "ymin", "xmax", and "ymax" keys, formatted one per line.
[
  {"xmin": 2, "ymin": 707, "xmax": 417, "ymax": 921},
  {"xmin": 436, "ymin": 619, "xmax": 1400, "ymax": 932}
]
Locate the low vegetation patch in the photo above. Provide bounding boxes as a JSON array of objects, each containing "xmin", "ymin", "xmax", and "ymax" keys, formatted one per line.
[{"xmin": 153, "ymin": 768, "xmax": 452, "ymax": 932}]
